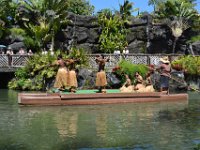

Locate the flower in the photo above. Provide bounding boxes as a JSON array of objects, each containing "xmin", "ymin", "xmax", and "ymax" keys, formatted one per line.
[{"xmin": 112, "ymin": 66, "xmax": 121, "ymax": 72}]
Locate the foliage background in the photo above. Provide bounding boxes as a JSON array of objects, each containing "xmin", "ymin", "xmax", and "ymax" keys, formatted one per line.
[
  {"xmin": 8, "ymin": 48, "xmax": 88, "ymax": 90},
  {"xmin": 112, "ymin": 60, "xmax": 149, "ymax": 85}
]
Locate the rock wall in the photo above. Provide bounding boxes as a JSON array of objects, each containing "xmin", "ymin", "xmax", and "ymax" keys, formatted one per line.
[
  {"xmin": 2, "ymin": 12, "xmax": 200, "ymax": 54},
  {"xmin": 57, "ymin": 13, "xmax": 200, "ymax": 54}
]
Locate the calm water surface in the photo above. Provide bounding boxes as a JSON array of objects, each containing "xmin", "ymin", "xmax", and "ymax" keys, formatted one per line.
[{"xmin": 0, "ymin": 89, "xmax": 200, "ymax": 150}]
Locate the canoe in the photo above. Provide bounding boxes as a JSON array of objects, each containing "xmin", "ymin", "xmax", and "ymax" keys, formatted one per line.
[{"xmin": 18, "ymin": 89, "xmax": 188, "ymax": 106}]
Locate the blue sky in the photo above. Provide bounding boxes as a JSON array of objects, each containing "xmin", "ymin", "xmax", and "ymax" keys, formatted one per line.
[{"xmin": 90, "ymin": 0, "xmax": 200, "ymax": 15}]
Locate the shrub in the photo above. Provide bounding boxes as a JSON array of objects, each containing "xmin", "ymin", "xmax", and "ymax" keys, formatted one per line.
[
  {"xmin": 112, "ymin": 60, "xmax": 149, "ymax": 85},
  {"xmin": 172, "ymin": 55, "xmax": 200, "ymax": 75},
  {"xmin": 8, "ymin": 49, "xmax": 89, "ymax": 91}
]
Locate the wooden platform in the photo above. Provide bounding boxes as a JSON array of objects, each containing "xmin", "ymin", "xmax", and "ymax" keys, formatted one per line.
[{"xmin": 18, "ymin": 90, "xmax": 188, "ymax": 106}]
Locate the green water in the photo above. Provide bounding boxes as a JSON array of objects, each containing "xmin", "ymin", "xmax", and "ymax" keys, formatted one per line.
[{"xmin": 0, "ymin": 89, "xmax": 200, "ymax": 150}]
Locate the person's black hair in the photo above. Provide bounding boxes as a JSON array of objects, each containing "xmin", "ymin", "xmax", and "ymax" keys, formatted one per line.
[
  {"xmin": 135, "ymin": 71, "xmax": 139, "ymax": 74},
  {"xmin": 101, "ymin": 54, "xmax": 104, "ymax": 59},
  {"xmin": 57, "ymin": 54, "xmax": 62, "ymax": 60}
]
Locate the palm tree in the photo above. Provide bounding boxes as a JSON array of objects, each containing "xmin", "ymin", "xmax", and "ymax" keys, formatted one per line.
[
  {"xmin": 15, "ymin": 0, "xmax": 69, "ymax": 51},
  {"xmin": 67, "ymin": 0, "xmax": 94, "ymax": 15},
  {"xmin": 148, "ymin": 0, "xmax": 166, "ymax": 12},
  {"xmin": 168, "ymin": 18, "xmax": 189, "ymax": 53},
  {"xmin": 0, "ymin": 0, "xmax": 17, "ymax": 38},
  {"xmin": 155, "ymin": 0, "xmax": 198, "ymax": 53},
  {"xmin": 116, "ymin": 0, "xmax": 138, "ymax": 24},
  {"xmin": 119, "ymin": 0, "xmax": 133, "ymax": 20}
]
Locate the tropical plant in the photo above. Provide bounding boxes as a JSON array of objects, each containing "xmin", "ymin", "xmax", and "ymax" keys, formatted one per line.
[
  {"xmin": 171, "ymin": 55, "xmax": 200, "ymax": 75},
  {"xmin": 67, "ymin": 0, "xmax": 94, "ymax": 15},
  {"xmin": 154, "ymin": 0, "xmax": 198, "ymax": 53},
  {"xmin": 0, "ymin": 0, "xmax": 17, "ymax": 39},
  {"xmin": 69, "ymin": 47, "xmax": 89, "ymax": 67},
  {"xmin": 8, "ymin": 49, "xmax": 89, "ymax": 90},
  {"xmin": 116, "ymin": 0, "xmax": 138, "ymax": 24},
  {"xmin": 8, "ymin": 52, "xmax": 59, "ymax": 90},
  {"xmin": 98, "ymin": 10, "xmax": 128, "ymax": 53},
  {"xmin": 148, "ymin": 0, "xmax": 167, "ymax": 12},
  {"xmin": 168, "ymin": 18, "xmax": 190, "ymax": 53},
  {"xmin": 112, "ymin": 60, "xmax": 149, "ymax": 85},
  {"xmin": 188, "ymin": 35, "xmax": 200, "ymax": 43},
  {"xmin": 15, "ymin": 0, "xmax": 69, "ymax": 51}
]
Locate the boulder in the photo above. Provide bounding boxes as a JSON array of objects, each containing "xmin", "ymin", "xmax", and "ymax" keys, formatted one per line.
[
  {"xmin": 128, "ymin": 40, "xmax": 146, "ymax": 53},
  {"xmin": 191, "ymin": 41, "xmax": 200, "ymax": 55},
  {"xmin": 87, "ymin": 28, "xmax": 99, "ymax": 43},
  {"xmin": 8, "ymin": 42, "xmax": 25, "ymax": 51}
]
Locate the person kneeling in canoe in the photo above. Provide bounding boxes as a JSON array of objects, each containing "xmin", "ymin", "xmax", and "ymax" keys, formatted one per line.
[
  {"xmin": 65, "ymin": 57, "xmax": 80, "ymax": 93},
  {"xmin": 95, "ymin": 54, "xmax": 109, "ymax": 93},
  {"xmin": 120, "ymin": 74, "xmax": 133, "ymax": 93},
  {"xmin": 144, "ymin": 72, "xmax": 155, "ymax": 92},
  {"xmin": 133, "ymin": 72, "xmax": 146, "ymax": 92},
  {"xmin": 53, "ymin": 55, "xmax": 69, "ymax": 91}
]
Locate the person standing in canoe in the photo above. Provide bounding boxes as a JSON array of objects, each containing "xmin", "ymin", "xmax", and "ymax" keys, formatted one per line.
[
  {"xmin": 156, "ymin": 56, "xmax": 171, "ymax": 94},
  {"xmin": 65, "ymin": 57, "xmax": 80, "ymax": 93},
  {"xmin": 53, "ymin": 55, "xmax": 69, "ymax": 91},
  {"xmin": 95, "ymin": 54, "xmax": 109, "ymax": 93}
]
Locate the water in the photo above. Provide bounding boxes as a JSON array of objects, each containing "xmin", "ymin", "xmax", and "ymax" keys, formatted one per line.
[{"xmin": 0, "ymin": 89, "xmax": 200, "ymax": 150}]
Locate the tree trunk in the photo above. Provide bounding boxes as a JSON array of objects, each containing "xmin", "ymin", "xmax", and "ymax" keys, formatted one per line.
[
  {"xmin": 172, "ymin": 37, "xmax": 178, "ymax": 54},
  {"xmin": 51, "ymin": 30, "xmax": 55, "ymax": 51}
]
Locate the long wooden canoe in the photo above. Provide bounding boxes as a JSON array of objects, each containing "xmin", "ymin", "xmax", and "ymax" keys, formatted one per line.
[{"xmin": 18, "ymin": 89, "xmax": 188, "ymax": 106}]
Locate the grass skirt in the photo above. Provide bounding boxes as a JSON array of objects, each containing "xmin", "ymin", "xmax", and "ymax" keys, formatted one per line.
[
  {"xmin": 68, "ymin": 70, "xmax": 78, "ymax": 87},
  {"xmin": 54, "ymin": 67, "xmax": 68, "ymax": 89},
  {"xmin": 96, "ymin": 71, "xmax": 107, "ymax": 87}
]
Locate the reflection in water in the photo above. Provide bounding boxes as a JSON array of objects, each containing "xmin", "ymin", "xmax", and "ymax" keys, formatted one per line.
[
  {"xmin": 1, "ymin": 90, "xmax": 200, "ymax": 150},
  {"xmin": 96, "ymin": 114, "xmax": 107, "ymax": 138},
  {"xmin": 55, "ymin": 111, "xmax": 78, "ymax": 138}
]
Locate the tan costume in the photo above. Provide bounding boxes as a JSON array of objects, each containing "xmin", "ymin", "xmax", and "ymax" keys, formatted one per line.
[
  {"xmin": 96, "ymin": 71, "xmax": 107, "ymax": 87},
  {"xmin": 144, "ymin": 76, "xmax": 155, "ymax": 92},
  {"xmin": 68, "ymin": 70, "xmax": 78, "ymax": 88},
  {"xmin": 65, "ymin": 58, "xmax": 80, "ymax": 92},
  {"xmin": 67, "ymin": 59, "xmax": 78, "ymax": 88},
  {"xmin": 54, "ymin": 59, "xmax": 69, "ymax": 89},
  {"xmin": 120, "ymin": 76, "xmax": 133, "ymax": 93},
  {"xmin": 134, "ymin": 73, "xmax": 145, "ymax": 92},
  {"xmin": 95, "ymin": 55, "xmax": 109, "ymax": 92}
]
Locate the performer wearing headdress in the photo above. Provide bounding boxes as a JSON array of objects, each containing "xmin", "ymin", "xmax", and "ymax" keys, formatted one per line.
[
  {"xmin": 54, "ymin": 55, "xmax": 69, "ymax": 90},
  {"xmin": 66, "ymin": 57, "xmax": 80, "ymax": 93},
  {"xmin": 95, "ymin": 54, "xmax": 109, "ymax": 93}
]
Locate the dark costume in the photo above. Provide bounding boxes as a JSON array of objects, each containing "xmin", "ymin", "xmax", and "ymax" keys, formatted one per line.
[{"xmin": 157, "ymin": 57, "xmax": 171, "ymax": 93}]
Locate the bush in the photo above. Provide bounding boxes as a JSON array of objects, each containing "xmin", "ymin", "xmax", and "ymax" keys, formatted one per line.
[
  {"xmin": 172, "ymin": 55, "xmax": 200, "ymax": 75},
  {"xmin": 112, "ymin": 60, "xmax": 149, "ymax": 85},
  {"xmin": 8, "ymin": 49, "xmax": 88, "ymax": 91}
]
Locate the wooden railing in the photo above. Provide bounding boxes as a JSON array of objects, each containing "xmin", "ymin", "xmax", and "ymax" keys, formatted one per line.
[
  {"xmin": 0, "ymin": 54, "xmax": 31, "ymax": 72},
  {"xmin": 0, "ymin": 53, "xmax": 184, "ymax": 72},
  {"xmin": 0, "ymin": 54, "xmax": 31, "ymax": 68}
]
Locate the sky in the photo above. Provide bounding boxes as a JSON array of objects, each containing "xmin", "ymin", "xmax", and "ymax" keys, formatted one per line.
[{"xmin": 90, "ymin": 0, "xmax": 200, "ymax": 15}]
